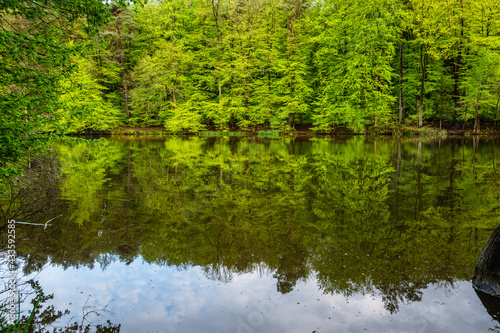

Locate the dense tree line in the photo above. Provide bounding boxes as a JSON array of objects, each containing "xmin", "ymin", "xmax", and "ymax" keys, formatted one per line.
[
  {"xmin": 42, "ymin": 0, "xmax": 500, "ymax": 133},
  {"xmin": 2, "ymin": 0, "xmax": 500, "ymax": 142}
]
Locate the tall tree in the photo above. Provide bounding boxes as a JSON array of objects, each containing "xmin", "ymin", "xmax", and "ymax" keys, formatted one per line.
[
  {"xmin": 311, "ymin": 0, "xmax": 399, "ymax": 132},
  {"xmin": 99, "ymin": 2, "xmax": 137, "ymax": 119}
]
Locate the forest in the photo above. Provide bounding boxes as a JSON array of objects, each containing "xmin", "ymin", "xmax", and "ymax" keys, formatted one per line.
[{"xmin": 2, "ymin": 0, "xmax": 500, "ymax": 135}]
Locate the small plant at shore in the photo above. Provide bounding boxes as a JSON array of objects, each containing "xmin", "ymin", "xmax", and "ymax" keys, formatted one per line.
[
  {"xmin": 258, "ymin": 130, "xmax": 280, "ymax": 138},
  {"xmin": 199, "ymin": 131, "xmax": 248, "ymax": 137}
]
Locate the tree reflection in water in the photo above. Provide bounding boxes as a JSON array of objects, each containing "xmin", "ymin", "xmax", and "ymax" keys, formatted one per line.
[{"xmin": 2, "ymin": 136, "xmax": 500, "ymax": 330}]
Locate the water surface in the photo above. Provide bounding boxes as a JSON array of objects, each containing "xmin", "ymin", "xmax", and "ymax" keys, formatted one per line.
[{"xmin": 2, "ymin": 136, "xmax": 500, "ymax": 332}]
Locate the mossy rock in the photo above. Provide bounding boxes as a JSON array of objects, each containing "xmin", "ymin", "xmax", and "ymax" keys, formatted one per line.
[{"xmin": 472, "ymin": 225, "xmax": 500, "ymax": 296}]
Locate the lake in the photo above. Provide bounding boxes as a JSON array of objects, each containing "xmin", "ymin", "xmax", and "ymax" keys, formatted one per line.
[{"xmin": 2, "ymin": 136, "xmax": 500, "ymax": 332}]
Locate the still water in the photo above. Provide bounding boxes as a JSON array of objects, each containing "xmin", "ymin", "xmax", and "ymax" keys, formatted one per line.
[{"xmin": 2, "ymin": 136, "xmax": 500, "ymax": 332}]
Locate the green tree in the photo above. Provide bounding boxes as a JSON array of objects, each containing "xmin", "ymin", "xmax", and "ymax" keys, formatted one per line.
[
  {"xmin": 310, "ymin": 0, "xmax": 399, "ymax": 132},
  {"xmin": 461, "ymin": 47, "xmax": 500, "ymax": 132},
  {"xmin": 51, "ymin": 55, "xmax": 122, "ymax": 133},
  {"xmin": 101, "ymin": 3, "xmax": 137, "ymax": 119}
]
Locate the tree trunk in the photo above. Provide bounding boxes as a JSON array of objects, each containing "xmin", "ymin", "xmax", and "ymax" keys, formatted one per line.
[
  {"xmin": 494, "ymin": 94, "xmax": 500, "ymax": 128},
  {"xmin": 211, "ymin": 0, "xmax": 222, "ymax": 127},
  {"xmin": 287, "ymin": 7, "xmax": 295, "ymax": 61},
  {"xmin": 463, "ymin": 105, "xmax": 467, "ymax": 131},
  {"xmin": 474, "ymin": 99, "xmax": 480, "ymax": 134},
  {"xmin": 453, "ymin": 0, "xmax": 465, "ymax": 123},
  {"xmin": 286, "ymin": 5, "xmax": 295, "ymax": 128},
  {"xmin": 98, "ymin": 55, "xmax": 106, "ymax": 101},
  {"xmin": 116, "ymin": 21, "xmax": 130, "ymax": 118},
  {"xmin": 419, "ymin": 45, "xmax": 427, "ymax": 128}
]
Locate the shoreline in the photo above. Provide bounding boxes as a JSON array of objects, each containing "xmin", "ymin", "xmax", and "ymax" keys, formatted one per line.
[{"xmin": 101, "ymin": 124, "xmax": 500, "ymax": 137}]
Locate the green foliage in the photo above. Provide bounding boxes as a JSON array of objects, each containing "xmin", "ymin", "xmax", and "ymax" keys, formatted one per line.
[
  {"xmin": 310, "ymin": 0, "xmax": 400, "ymax": 131},
  {"xmin": 51, "ymin": 55, "xmax": 122, "ymax": 133},
  {"xmin": 461, "ymin": 47, "xmax": 500, "ymax": 126},
  {"xmin": 164, "ymin": 104, "xmax": 207, "ymax": 133}
]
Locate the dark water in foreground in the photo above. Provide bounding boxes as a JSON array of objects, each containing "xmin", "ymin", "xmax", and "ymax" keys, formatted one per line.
[{"xmin": 2, "ymin": 136, "xmax": 500, "ymax": 332}]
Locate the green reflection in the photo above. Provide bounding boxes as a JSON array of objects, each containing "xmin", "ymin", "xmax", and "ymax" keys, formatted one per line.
[{"xmin": 2, "ymin": 136, "xmax": 500, "ymax": 313}]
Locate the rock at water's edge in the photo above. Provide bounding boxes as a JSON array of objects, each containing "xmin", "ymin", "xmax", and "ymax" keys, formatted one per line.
[{"xmin": 472, "ymin": 225, "xmax": 500, "ymax": 296}]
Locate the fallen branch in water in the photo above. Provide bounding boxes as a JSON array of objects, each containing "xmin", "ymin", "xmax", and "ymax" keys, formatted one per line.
[{"xmin": 14, "ymin": 214, "xmax": 63, "ymax": 229}]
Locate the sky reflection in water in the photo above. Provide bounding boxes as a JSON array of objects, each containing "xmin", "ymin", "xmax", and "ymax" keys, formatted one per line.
[{"xmin": 32, "ymin": 257, "xmax": 493, "ymax": 333}]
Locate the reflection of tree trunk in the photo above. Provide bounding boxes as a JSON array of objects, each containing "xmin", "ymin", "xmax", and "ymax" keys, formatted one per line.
[
  {"xmin": 446, "ymin": 141, "xmax": 457, "ymax": 213},
  {"xmin": 415, "ymin": 141, "xmax": 422, "ymax": 220},
  {"xmin": 398, "ymin": 38, "xmax": 403, "ymax": 124},
  {"xmin": 395, "ymin": 141, "xmax": 401, "ymax": 220},
  {"xmin": 219, "ymin": 139, "xmax": 223, "ymax": 191},
  {"xmin": 220, "ymin": 167, "xmax": 223, "ymax": 190},
  {"xmin": 286, "ymin": 223, "xmax": 294, "ymax": 251},
  {"xmin": 493, "ymin": 139, "xmax": 497, "ymax": 182},
  {"xmin": 473, "ymin": 136, "xmax": 479, "ymax": 179},
  {"xmin": 127, "ymin": 149, "xmax": 132, "ymax": 220},
  {"xmin": 127, "ymin": 149, "xmax": 132, "ymax": 196}
]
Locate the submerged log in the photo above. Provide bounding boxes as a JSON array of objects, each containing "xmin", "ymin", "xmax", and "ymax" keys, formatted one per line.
[{"xmin": 472, "ymin": 226, "xmax": 500, "ymax": 296}]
